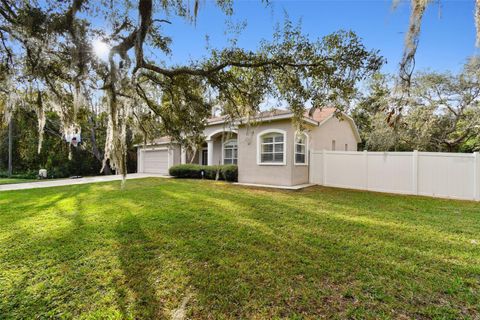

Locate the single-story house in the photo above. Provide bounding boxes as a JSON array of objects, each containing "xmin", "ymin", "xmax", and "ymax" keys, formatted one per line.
[{"xmin": 136, "ymin": 108, "xmax": 361, "ymax": 186}]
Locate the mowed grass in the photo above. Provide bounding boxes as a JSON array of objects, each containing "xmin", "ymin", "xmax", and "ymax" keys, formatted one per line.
[
  {"xmin": 0, "ymin": 178, "xmax": 479, "ymax": 319},
  {"xmin": 0, "ymin": 178, "xmax": 35, "ymax": 185}
]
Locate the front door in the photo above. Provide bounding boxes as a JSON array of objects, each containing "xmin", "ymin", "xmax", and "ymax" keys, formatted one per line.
[{"xmin": 201, "ymin": 149, "xmax": 208, "ymax": 165}]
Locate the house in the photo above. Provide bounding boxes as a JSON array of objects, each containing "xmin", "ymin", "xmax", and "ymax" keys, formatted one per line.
[{"xmin": 136, "ymin": 108, "xmax": 361, "ymax": 186}]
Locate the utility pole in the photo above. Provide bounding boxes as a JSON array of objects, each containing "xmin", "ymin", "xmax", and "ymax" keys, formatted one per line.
[{"xmin": 8, "ymin": 118, "xmax": 12, "ymax": 176}]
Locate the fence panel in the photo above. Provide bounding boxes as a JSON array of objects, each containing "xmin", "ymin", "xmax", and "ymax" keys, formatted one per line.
[
  {"xmin": 323, "ymin": 151, "xmax": 365, "ymax": 190},
  {"xmin": 366, "ymin": 152, "xmax": 414, "ymax": 195},
  {"xmin": 417, "ymin": 153, "xmax": 475, "ymax": 200},
  {"xmin": 309, "ymin": 150, "xmax": 479, "ymax": 201}
]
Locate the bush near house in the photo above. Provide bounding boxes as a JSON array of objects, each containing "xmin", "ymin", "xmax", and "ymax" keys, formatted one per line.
[{"xmin": 169, "ymin": 164, "xmax": 238, "ymax": 182}]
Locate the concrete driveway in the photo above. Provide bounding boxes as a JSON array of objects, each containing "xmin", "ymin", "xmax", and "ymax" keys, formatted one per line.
[{"xmin": 0, "ymin": 173, "xmax": 170, "ymax": 192}]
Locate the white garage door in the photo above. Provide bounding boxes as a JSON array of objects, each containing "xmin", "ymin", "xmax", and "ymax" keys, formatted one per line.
[{"xmin": 143, "ymin": 150, "xmax": 169, "ymax": 174}]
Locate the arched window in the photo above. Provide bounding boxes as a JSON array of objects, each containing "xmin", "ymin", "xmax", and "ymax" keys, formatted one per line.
[
  {"xmin": 223, "ymin": 139, "xmax": 238, "ymax": 164},
  {"xmin": 257, "ymin": 130, "xmax": 286, "ymax": 165},
  {"xmin": 294, "ymin": 132, "xmax": 308, "ymax": 165}
]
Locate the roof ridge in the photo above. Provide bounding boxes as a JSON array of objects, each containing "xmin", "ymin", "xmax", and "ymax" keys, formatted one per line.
[{"xmin": 207, "ymin": 107, "xmax": 338, "ymax": 124}]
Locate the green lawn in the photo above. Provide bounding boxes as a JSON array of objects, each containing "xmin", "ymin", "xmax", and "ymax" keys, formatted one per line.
[
  {"xmin": 0, "ymin": 178, "xmax": 35, "ymax": 185},
  {"xmin": 0, "ymin": 178, "xmax": 479, "ymax": 319}
]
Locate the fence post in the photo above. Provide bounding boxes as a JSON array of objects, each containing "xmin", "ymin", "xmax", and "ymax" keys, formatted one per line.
[
  {"xmin": 412, "ymin": 150, "xmax": 418, "ymax": 195},
  {"xmin": 474, "ymin": 152, "xmax": 479, "ymax": 201},
  {"xmin": 322, "ymin": 149, "xmax": 326, "ymax": 186},
  {"xmin": 363, "ymin": 150, "xmax": 368, "ymax": 190}
]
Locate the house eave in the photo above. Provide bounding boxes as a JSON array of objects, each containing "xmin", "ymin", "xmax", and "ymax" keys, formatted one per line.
[
  {"xmin": 134, "ymin": 141, "xmax": 178, "ymax": 148},
  {"xmin": 207, "ymin": 113, "xmax": 319, "ymax": 127}
]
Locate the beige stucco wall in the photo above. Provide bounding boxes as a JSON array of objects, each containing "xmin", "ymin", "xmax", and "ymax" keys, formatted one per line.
[
  {"xmin": 199, "ymin": 123, "xmax": 238, "ymax": 165},
  {"xmin": 203, "ymin": 123, "xmax": 237, "ymax": 141},
  {"xmin": 310, "ymin": 116, "xmax": 358, "ymax": 151},
  {"xmin": 237, "ymin": 120, "xmax": 307, "ymax": 186},
  {"xmin": 237, "ymin": 116, "xmax": 358, "ymax": 186},
  {"xmin": 292, "ymin": 163, "xmax": 309, "ymax": 185},
  {"xmin": 194, "ymin": 133, "xmax": 238, "ymax": 165},
  {"xmin": 171, "ymin": 145, "xmax": 181, "ymax": 166},
  {"xmin": 141, "ymin": 113, "xmax": 359, "ymax": 184},
  {"xmin": 212, "ymin": 137, "xmax": 223, "ymax": 165}
]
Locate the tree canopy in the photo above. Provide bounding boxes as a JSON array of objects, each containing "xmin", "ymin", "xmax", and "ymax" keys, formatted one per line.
[
  {"xmin": 391, "ymin": 0, "xmax": 480, "ymax": 123},
  {"xmin": 353, "ymin": 58, "xmax": 480, "ymax": 152},
  {"xmin": 0, "ymin": 0, "xmax": 383, "ymax": 177}
]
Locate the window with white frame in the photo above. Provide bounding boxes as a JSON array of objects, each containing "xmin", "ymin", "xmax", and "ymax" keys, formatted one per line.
[
  {"xmin": 294, "ymin": 132, "xmax": 308, "ymax": 165},
  {"xmin": 223, "ymin": 139, "xmax": 238, "ymax": 164},
  {"xmin": 259, "ymin": 131, "xmax": 285, "ymax": 164}
]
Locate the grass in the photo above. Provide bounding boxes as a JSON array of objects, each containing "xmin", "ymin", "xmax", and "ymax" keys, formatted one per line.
[
  {"xmin": 0, "ymin": 178, "xmax": 479, "ymax": 319},
  {"xmin": 0, "ymin": 178, "xmax": 35, "ymax": 185}
]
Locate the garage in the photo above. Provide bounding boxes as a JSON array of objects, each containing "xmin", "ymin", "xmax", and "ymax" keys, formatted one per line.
[{"xmin": 141, "ymin": 149, "xmax": 170, "ymax": 174}]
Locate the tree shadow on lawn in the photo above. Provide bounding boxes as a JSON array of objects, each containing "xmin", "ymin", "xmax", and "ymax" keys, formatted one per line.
[
  {"xmin": 146, "ymin": 188, "xmax": 365, "ymax": 317},
  {"xmin": 1, "ymin": 181, "xmax": 183, "ymax": 319},
  {"xmin": 301, "ymin": 186, "xmax": 480, "ymax": 234},
  {"xmin": 0, "ymin": 196, "xmax": 96, "ymax": 318},
  {"xmin": 114, "ymin": 211, "xmax": 166, "ymax": 319},
  {"xmin": 158, "ymin": 184, "xmax": 480, "ymax": 318},
  {"xmin": 0, "ymin": 190, "xmax": 74, "ymax": 225},
  {"xmin": 2, "ymin": 179, "xmax": 479, "ymax": 319},
  {"xmin": 57, "ymin": 180, "xmax": 480, "ymax": 318},
  {"xmin": 204, "ymin": 184, "xmax": 473, "ymax": 245},
  {"xmin": 90, "ymin": 180, "xmax": 480, "ymax": 318}
]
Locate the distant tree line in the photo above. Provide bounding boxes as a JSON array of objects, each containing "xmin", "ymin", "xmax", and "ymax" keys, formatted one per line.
[
  {"xmin": 353, "ymin": 58, "xmax": 480, "ymax": 152},
  {"xmin": 0, "ymin": 108, "xmax": 138, "ymax": 178}
]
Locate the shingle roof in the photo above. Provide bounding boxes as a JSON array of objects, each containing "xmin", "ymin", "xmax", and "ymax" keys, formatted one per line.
[
  {"xmin": 305, "ymin": 108, "xmax": 336, "ymax": 123},
  {"xmin": 207, "ymin": 107, "xmax": 337, "ymax": 124},
  {"xmin": 151, "ymin": 136, "xmax": 172, "ymax": 144},
  {"xmin": 207, "ymin": 108, "xmax": 292, "ymax": 123},
  {"xmin": 256, "ymin": 109, "xmax": 292, "ymax": 118}
]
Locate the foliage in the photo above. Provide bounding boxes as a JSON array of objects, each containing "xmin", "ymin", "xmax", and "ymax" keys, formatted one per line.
[
  {"xmin": 0, "ymin": 0, "xmax": 383, "ymax": 177},
  {"xmin": 351, "ymin": 73, "xmax": 393, "ymax": 149},
  {"xmin": 0, "ymin": 171, "xmax": 37, "ymax": 179},
  {"xmin": 0, "ymin": 108, "xmax": 137, "ymax": 178},
  {"xmin": 169, "ymin": 164, "xmax": 238, "ymax": 181},
  {"xmin": 1, "ymin": 178, "xmax": 479, "ymax": 318},
  {"xmin": 353, "ymin": 59, "xmax": 480, "ymax": 152},
  {"xmin": 387, "ymin": 0, "xmax": 480, "ymax": 123},
  {"xmin": 395, "ymin": 0, "xmax": 480, "ymax": 88}
]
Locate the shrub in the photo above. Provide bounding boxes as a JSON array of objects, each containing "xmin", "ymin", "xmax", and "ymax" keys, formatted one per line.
[
  {"xmin": 0, "ymin": 171, "xmax": 38, "ymax": 179},
  {"xmin": 169, "ymin": 164, "xmax": 238, "ymax": 182}
]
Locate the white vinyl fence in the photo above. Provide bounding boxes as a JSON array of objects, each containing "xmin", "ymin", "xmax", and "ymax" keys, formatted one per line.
[{"xmin": 309, "ymin": 150, "xmax": 480, "ymax": 201}]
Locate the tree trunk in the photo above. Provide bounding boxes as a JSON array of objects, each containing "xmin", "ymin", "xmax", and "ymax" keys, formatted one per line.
[
  {"xmin": 88, "ymin": 115, "xmax": 112, "ymax": 175},
  {"xmin": 8, "ymin": 118, "xmax": 13, "ymax": 177}
]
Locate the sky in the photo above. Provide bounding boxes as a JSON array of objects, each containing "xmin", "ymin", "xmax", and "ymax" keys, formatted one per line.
[{"xmin": 158, "ymin": 0, "xmax": 478, "ymax": 74}]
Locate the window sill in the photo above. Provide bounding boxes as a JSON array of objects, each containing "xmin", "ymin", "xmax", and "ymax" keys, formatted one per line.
[
  {"xmin": 294, "ymin": 163, "xmax": 309, "ymax": 166},
  {"xmin": 257, "ymin": 162, "xmax": 286, "ymax": 166}
]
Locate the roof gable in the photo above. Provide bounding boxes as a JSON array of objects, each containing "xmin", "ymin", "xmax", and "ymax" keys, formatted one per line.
[{"xmin": 306, "ymin": 108, "xmax": 337, "ymax": 123}]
